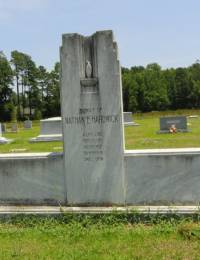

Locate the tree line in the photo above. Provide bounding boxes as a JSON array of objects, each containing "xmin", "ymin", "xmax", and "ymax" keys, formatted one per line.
[
  {"xmin": 0, "ymin": 50, "xmax": 60, "ymax": 121},
  {"xmin": 122, "ymin": 62, "xmax": 200, "ymax": 112},
  {"xmin": 1, "ymin": 50, "xmax": 200, "ymax": 122}
]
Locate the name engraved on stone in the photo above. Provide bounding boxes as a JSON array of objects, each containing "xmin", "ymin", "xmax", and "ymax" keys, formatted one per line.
[
  {"xmin": 65, "ymin": 115, "xmax": 120, "ymax": 125},
  {"xmin": 166, "ymin": 120, "xmax": 180, "ymax": 124}
]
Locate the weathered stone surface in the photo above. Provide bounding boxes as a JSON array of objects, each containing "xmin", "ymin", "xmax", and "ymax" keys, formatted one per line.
[
  {"xmin": 60, "ymin": 30, "xmax": 125, "ymax": 204},
  {"xmin": 0, "ymin": 153, "xmax": 65, "ymax": 205},
  {"xmin": 159, "ymin": 116, "xmax": 188, "ymax": 133},
  {"xmin": 125, "ymin": 148, "xmax": 200, "ymax": 205}
]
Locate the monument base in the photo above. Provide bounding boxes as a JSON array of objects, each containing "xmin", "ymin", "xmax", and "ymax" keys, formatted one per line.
[
  {"xmin": 157, "ymin": 129, "xmax": 189, "ymax": 134},
  {"xmin": 30, "ymin": 134, "xmax": 62, "ymax": 142},
  {"xmin": 124, "ymin": 122, "xmax": 139, "ymax": 127}
]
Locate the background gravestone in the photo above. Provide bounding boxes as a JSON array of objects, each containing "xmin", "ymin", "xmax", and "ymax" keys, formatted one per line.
[
  {"xmin": 24, "ymin": 120, "xmax": 32, "ymax": 129},
  {"xmin": 30, "ymin": 117, "xmax": 62, "ymax": 142},
  {"xmin": 60, "ymin": 30, "xmax": 125, "ymax": 204},
  {"xmin": 123, "ymin": 112, "xmax": 139, "ymax": 126},
  {"xmin": 159, "ymin": 116, "xmax": 188, "ymax": 133},
  {"xmin": 11, "ymin": 123, "xmax": 18, "ymax": 133}
]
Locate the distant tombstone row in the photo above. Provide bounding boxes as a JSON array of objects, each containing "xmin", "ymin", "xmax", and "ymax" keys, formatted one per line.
[
  {"xmin": 159, "ymin": 116, "xmax": 188, "ymax": 133},
  {"xmin": 0, "ymin": 120, "xmax": 32, "ymax": 145}
]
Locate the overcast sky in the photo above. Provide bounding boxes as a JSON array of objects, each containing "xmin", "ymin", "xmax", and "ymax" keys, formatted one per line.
[{"xmin": 0, "ymin": 0, "xmax": 200, "ymax": 70}]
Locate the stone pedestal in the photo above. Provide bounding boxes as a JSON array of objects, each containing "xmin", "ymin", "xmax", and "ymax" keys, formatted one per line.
[{"xmin": 60, "ymin": 31, "xmax": 125, "ymax": 205}]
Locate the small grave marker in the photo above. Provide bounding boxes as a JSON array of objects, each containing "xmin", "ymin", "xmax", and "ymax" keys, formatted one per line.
[
  {"xmin": 24, "ymin": 120, "xmax": 32, "ymax": 129},
  {"xmin": 11, "ymin": 123, "xmax": 18, "ymax": 133},
  {"xmin": 123, "ymin": 112, "xmax": 139, "ymax": 126},
  {"xmin": 159, "ymin": 116, "xmax": 188, "ymax": 133}
]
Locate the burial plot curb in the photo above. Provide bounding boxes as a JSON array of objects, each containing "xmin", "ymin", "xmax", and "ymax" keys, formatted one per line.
[{"xmin": 0, "ymin": 206, "xmax": 198, "ymax": 215}]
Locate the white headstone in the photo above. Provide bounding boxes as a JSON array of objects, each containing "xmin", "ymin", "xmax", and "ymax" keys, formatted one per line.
[
  {"xmin": 40, "ymin": 117, "xmax": 61, "ymax": 135},
  {"xmin": 60, "ymin": 31, "xmax": 125, "ymax": 204},
  {"xmin": 30, "ymin": 117, "xmax": 62, "ymax": 142}
]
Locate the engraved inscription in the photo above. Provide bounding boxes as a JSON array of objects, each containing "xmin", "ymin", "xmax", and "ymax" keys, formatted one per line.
[
  {"xmin": 65, "ymin": 105, "xmax": 120, "ymax": 162},
  {"xmin": 83, "ymin": 131, "xmax": 103, "ymax": 162}
]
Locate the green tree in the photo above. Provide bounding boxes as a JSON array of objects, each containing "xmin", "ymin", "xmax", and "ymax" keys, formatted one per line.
[
  {"xmin": 175, "ymin": 68, "xmax": 193, "ymax": 108},
  {"xmin": 0, "ymin": 52, "xmax": 14, "ymax": 121},
  {"xmin": 42, "ymin": 62, "xmax": 60, "ymax": 118},
  {"xmin": 143, "ymin": 63, "xmax": 169, "ymax": 111}
]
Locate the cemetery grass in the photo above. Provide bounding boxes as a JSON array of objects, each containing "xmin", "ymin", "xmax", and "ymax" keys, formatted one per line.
[
  {"xmin": 1, "ymin": 109, "xmax": 200, "ymax": 152},
  {"xmin": 0, "ymin": 215, "xmax": 200, "ymax": 259},
  {"xmin": 0, "ymin": 121, "xmax": 63, "ymax": 153},
  {"xmin": 125, "ymin": 109, "xmax": 200, "ymax": 150}
]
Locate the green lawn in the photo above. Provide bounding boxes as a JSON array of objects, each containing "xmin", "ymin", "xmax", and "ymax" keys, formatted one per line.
[
  {"xmin": 125, "ymin": 109, "xmax": 200, "ymax": 149},
  {"xmin": 0, "ymin": 216, "xmax": 199, "ymax": 259},
  {"xmin": 1, "ymin": 109, "xmax": 200, "ymax": 153}
]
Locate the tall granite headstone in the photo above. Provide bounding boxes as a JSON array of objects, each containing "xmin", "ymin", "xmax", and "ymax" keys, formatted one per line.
[{"xmin": 60, "ymin": 31, "xmax": 125, "ymax": 204}]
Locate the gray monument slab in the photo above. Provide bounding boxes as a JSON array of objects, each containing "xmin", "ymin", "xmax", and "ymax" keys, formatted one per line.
[
  {"xmin": 159, "ymin": 116, "xmax": 188, "ymax": 133},
  {"xmin": 24, "ymin": 120, "xmax": 32, "ymax": 129},
  {"xmin": 60, "ymin": 30, "xmax": 125, "ymax": 205}
]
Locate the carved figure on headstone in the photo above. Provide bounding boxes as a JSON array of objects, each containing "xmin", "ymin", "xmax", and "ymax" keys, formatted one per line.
[{"xmin": 85, "ymin": 60, "xmax": 92, "ymax": 78}]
